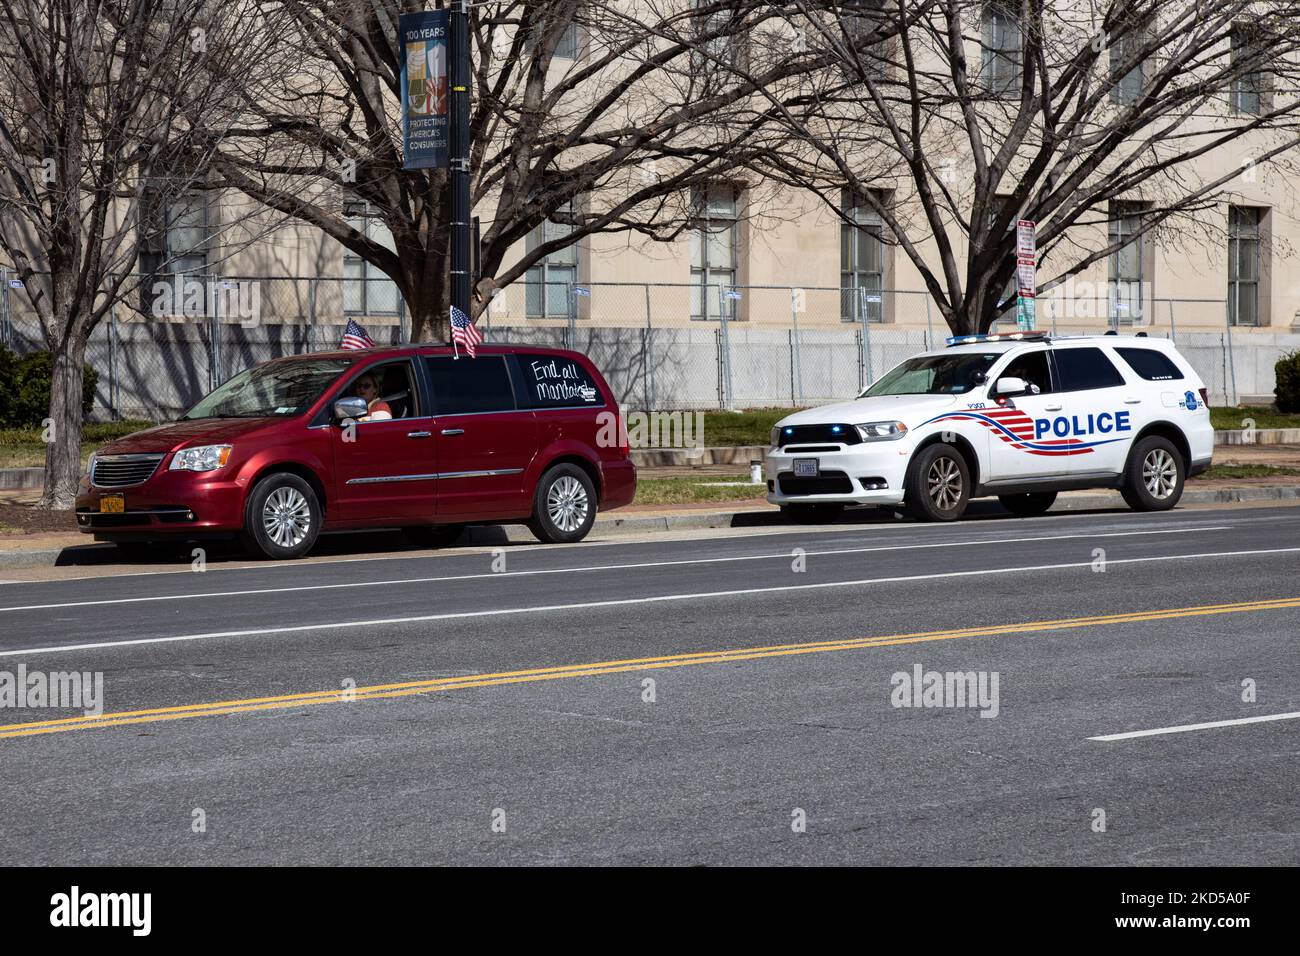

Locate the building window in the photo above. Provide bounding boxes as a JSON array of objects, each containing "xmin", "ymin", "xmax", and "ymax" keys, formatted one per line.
[
  {"xmin": 841, "ymin": 0, "xmax": 890, "ymax": 80},
  {"xmin": 981, "ymin": 4, "xmax": 1021, "ymax": 96},
  {"xmin": 841, "ymin": 190, "xmax": 884, "ymax": 323},
  {"xmin": 692, "ymin": 0, "xmax": 745, "ymax": 71},
  {"xmin": 344, "ymin": 200, "xmax": 400, "ymax": 316},
  {"xmin": 525, "ymin": 9, "xmax": 580, "ymax": 60},
  {"xmin": 1108, "ymin": 202, "xmax": 1146, "ymax": 324},
  {"xmin": 526, "ymin": 201, "xmax": 580, "ymax": 319},
  {"xmin": 1110, "ymin": 30, "xmax": 1145, "ymax": 104},
  {"xmin": 139, "ymin": 189, "xmax": 209, "ymax": 315},
  {"xmin": 1230, "ymin": 27, "xmax": 1265, "ymax": 115},
  {"xmin": 1228, "ymin": 206, "xmax": 1260, "ymax": 327},
  {"xmin": 690, "ymin": 185, "xmax": 738, "ymax": 321}
]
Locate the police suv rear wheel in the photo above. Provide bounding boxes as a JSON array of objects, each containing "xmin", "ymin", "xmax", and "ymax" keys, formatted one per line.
[
  {"xmin": 1121, "ymin": 436, "xmax": 1185, "ymax": 511},
  {"xmin": 998, "ymin": 492, "xmax": 1057, "ymax": 516},
  {"xmin": 906, "ymin": 443, "xmax": 970, "ymax": 522}
]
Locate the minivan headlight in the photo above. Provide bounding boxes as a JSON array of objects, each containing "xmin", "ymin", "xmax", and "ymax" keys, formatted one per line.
[
  {"xmin": 169, "ymin": 444, "xmax": 233, "ymax": 472},
  {"xmin": 855, "ymin": 421, "xmax": 908, "ymax": 441}
]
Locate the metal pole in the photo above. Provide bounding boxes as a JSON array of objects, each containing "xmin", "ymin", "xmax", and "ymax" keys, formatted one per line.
[
  {"xmin": 567, "ymin": 281, "xmax": 576, "ymax": 351},
  {"xmin": 790, "ymin": 287, "xmax": 804, "ymax": 405},
  {"xmin": 859, "ymin": 287, "xmax": 873, "ymax": 389},
  {"xmin": 644, "ymin": 283, "xmax": 654, "ymax": 410},
  {"xmin": 108, "ymin": 306, "xmax": 118, "ymax": 420},
  {"xmin": 0, "ymin": 266, "xmax": 10, "ymax": 347},
  {"xmin": 788, "ymin": 328, "xmax": 796, "ymax": 406},
  {"xmin": 448, "ymin": 0, "xmax": 472, "ymax": 328},
  {"xmin": 924, "ymin": 293, "xmax": 934, "ymax": 351},
  {"xmin": 718, "ymin": 284, "xmax": 734, "ymax": 410},
  {"xmin": 1224, "ymin": 299, "xmax": 1239, "ymax": 405},
  {"xmin": 307, "ymin": 277, "xmax": 317, "ymax": 352},
  {"xmin": 1167, "ymin": 299, "xmax": 1176, "ymax": 344}
]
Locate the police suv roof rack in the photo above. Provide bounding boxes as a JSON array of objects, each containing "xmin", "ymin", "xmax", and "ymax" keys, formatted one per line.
[{"xmin": 945, "ymin": 331, "xmax": 1051, "ymax": 347}]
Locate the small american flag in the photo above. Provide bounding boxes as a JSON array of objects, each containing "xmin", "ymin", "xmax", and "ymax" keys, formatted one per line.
[
  {"xmin": 450, "ymin": 305, "xmax": 482, "ymax": 358},
  {"xmin": 339, "ymin": 318, "xmax": 375, "ymax": 350}
]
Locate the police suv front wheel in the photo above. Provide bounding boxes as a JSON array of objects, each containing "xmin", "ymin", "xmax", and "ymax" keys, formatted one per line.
[
  {"xmin": 905, "ymin": 443, "xmax": 970, "ymax": 522},
  {"xmin": 1121, "ymin": 436, "xmax": 1185, "ymax": 511}
]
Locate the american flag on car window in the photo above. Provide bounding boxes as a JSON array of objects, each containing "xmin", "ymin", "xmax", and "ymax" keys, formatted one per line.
[
  {"xmin": 450, "ymin": 305, "xmax": 482, "ymax": 358},
  {"xmin": 340, "ymin": 318, "xmax": 375, "ymax": 350}
]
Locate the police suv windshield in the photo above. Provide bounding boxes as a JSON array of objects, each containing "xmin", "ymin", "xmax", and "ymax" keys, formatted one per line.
[{"xmin": 861, "ymin": 352, "xmax": 1000, "ymax": 397}]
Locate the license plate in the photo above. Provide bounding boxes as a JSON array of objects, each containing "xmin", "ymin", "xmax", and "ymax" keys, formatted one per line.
[
  {"xmin": 793, "ymin": 458, "xmax": 819, "ymax": 478},
  {"xmin": 99, "ymin": 494, "xmax": 125, "ymax": 513}
]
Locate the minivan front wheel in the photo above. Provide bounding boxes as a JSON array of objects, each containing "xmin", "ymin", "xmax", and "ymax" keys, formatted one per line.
[
  {"xmin": 242, "ymin": 473, "xmax": 322, "ymax": 559},
  {"xmin": 529, "ymin": 464, "xmax": 597, "ymax": 544}
]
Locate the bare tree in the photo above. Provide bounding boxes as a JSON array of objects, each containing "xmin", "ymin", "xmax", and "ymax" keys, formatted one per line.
[
  {"xmin": 206, "ymin": 0, "xmax": 837, "ymax": 341},
  {"xmin": 0, "ymin": 0, "xmax": 288, "ymax": 507},
  {"xmin": 732, "ymin": 0, "xmax": 1300, "ymax": 334}
]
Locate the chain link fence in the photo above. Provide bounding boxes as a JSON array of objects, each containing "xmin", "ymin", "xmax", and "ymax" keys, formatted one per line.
[{"xmin": 1, "ymin": 271, "xmax": 1293, "ymax": 420}]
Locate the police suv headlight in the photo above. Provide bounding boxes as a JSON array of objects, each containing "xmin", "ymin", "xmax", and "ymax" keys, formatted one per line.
[
  {"xmin": 855, "ymin": 421, "xmax": 908, "ymax": 441},
  {"xmin": 169, "ymin": 444, "xmax": 233, "ymax": 472}
]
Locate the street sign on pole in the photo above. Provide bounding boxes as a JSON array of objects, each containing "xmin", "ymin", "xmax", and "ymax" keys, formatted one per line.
[{"xmin": 1015, "ymin": 220, "xmax": 1037, "ymax": 330}]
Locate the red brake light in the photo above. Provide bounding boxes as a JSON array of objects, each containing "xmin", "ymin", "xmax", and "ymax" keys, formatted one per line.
[
  {"xmin": 1199, "ymin": 388, "xmax": 1209, "ymax": 407},
  {"xmin": 618, "ymin": 409, "xmax": 630, "ymax": 457}
]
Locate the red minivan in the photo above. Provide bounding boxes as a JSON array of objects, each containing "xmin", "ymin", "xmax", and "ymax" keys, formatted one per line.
[{"xmin": 75, "ymin": 345, "xmax": 637, "ymax": 559}]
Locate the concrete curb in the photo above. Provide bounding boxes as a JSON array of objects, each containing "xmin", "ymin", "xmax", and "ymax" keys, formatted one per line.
[{"xmin": 4, "ymin": 482, "xmax": 1298, "ymax": 570}]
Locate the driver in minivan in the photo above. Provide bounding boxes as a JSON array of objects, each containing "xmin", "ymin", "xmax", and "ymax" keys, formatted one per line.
[{"xmin": 350, "ymin": 373, "xmax": 393, "ymax": 422}]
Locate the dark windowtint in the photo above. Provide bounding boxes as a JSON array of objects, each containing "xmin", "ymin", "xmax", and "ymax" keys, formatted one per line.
[
  {"xmin": 1052, "ymin": 348, "xmax": 1125, "ymax": 391},
  {"xmin": 512, "ymin": 353, "xmax": 604, "ymax": 408},
  {"xmin": 999, "ymin": 349, "xmax": 1053, "ymax": 394},
  {"xmin": 425, "ymin": 356, "xmax": 516, "ymax": 415},
  {"xmin": 1114, "ymin": 348, "xmax": 1183, "ymax": 382}
]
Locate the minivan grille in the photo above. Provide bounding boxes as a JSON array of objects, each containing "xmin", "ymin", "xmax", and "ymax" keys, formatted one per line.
[{"xmin": 92, "ymin": 454, "xmax": 164, "ymax": 487}]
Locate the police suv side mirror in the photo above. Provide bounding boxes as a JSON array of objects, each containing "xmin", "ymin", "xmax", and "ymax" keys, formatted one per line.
[{"xmin": 992, "ymin": 376, "xmax": 1031, "ymax": 398}]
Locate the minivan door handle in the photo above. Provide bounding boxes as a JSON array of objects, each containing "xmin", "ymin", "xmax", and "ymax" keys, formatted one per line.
[
  {"xmin": 406, "ymin": 430, "xmax": 432, "ymax": 439},
  {"xmin": 440, "ymin": 428, "xmax": 465, "ymax": 436}
]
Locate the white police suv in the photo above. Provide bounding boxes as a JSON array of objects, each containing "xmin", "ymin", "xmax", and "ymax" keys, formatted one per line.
[{"xmin": 766, "ymin": 332, "xmax": 1213, "ymax": 522}]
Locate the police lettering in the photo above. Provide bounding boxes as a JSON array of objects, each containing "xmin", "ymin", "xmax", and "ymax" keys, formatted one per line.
[{"xmin": 1034, "ymin": 411, "xmax": 1130, "ymax": 440}]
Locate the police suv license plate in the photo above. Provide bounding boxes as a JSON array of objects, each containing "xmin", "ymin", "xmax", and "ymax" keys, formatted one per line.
[
  {"xmin": 793, "ymin": 458, "xmax": 819, "ymax": 478},
  {"xmin": 99, "ymin": 494, "xmax": 125, "ymax": 513}
]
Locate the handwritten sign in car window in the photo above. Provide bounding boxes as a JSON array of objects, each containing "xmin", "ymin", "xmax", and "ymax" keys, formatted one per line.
[{"xmin": 521, "ymin": 355, "xmax": 603, "ymax": 407}]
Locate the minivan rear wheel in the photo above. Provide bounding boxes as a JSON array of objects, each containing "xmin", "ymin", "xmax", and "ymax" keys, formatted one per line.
[
  {"xmin": 528, "ymin": 464, "xmax": 597, "ymax": 544},
  {"xmin": 241, "ymin": 473, "xmax": 322, "ymax": 559}
]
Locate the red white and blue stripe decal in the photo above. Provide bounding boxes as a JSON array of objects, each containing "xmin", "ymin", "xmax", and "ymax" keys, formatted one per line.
[{"xmin": 921, "ymin": 408, "xmax": 1126, "ymax": 457}]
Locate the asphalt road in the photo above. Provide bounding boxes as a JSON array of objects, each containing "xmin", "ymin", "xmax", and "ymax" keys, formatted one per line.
[{"xmin": 0, "ymin": 503, "xmax": 1297, "ymax": 865}]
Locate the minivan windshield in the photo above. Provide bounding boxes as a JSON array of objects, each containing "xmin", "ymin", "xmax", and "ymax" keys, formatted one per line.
[
  {"xmin": 181, "ymin": 359, "xmax": 352, "ymax": 420},
  {"xmin": 861, "ymin": 352, "xmax": 1000, "ymax": 397}
]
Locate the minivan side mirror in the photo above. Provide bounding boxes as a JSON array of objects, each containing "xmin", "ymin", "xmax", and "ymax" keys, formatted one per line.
[
  {"xmin": 332, "ymin": 396, "xmax": 369, "ymax": 422},
  {"xmin": 992, "ymin": 376, "xmax": 1036, "ymax": 398}
]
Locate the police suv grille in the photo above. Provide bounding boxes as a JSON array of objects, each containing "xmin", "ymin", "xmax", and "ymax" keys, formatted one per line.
[
  {"xmin": 92, "ymin": 454, "xmax": 165, "ymax": 487},
  {"xmin": 777, "ymin": 424, "xmax": 860, "ymax": 447},
  {"xmin": 778, "ymin": 470, "xmax": 854, "ymax": 495}
]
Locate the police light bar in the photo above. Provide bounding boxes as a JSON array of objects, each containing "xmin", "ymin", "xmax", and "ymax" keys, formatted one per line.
[{"xmin": 945, "ymin": 331, "xmax": 1051, "ymax": 347}]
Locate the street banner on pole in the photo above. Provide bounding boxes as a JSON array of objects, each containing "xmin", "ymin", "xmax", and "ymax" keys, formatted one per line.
[{"xmin": 399, "ymin": 11, "xmax": 450, "ymax": 169}]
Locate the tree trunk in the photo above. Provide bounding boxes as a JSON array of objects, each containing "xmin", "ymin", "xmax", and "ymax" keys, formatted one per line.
[
  {"xmin": 40, "ymin": 334, "xmax": 88, "ymax": 510},
  {"xmin": 403, "ymin": 242, "xmax": 451, "ymax": 343}
]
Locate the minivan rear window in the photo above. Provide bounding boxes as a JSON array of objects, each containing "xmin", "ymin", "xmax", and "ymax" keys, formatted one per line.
[
  {"xmin": 513, "ymin": 354, "xmax": 605, "ymax": 408},
  {"xmin": 425, "ymin": 355, "xmax": 516, "ymax": 414},
  {"xmin": 1114, "ymin": 347, "xmax": 1184, "ymax": 382}
]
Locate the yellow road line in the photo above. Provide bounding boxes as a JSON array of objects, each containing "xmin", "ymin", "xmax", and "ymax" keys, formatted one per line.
[{"xmin": 2, "ymin": 596, "xmax": 1297, "ymax": 739}]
